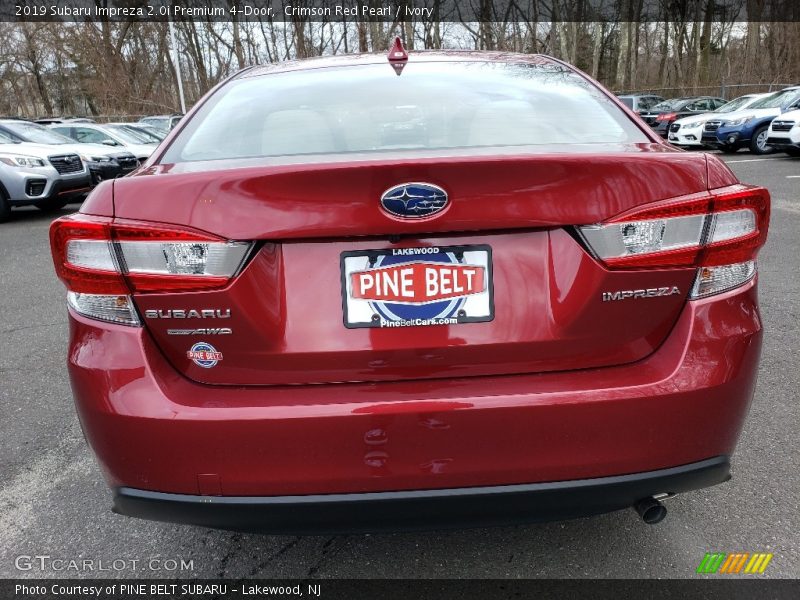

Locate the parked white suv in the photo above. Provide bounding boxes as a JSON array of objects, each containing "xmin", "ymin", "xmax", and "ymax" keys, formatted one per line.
[
  {"xmin": 766, "ymin": 109, "xmax": 800, "ymax": 156},
  {"xmin": 0, "ymin": 142, "xmax": 91, "ymax": 221},
  {"xmin": 668, "ymin": 93, "xmax": 768, "ymax": 147}
]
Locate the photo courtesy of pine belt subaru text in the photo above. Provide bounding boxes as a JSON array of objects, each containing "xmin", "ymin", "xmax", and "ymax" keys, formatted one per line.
[{"xmin": 49, "ymin": 40, "xmax": 770, "ymax": 533}]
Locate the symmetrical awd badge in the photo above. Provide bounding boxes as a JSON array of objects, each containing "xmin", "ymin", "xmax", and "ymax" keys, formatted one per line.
[{"xmin": 380, "ymin": 183, "xmax": 448, "ymax": 218}]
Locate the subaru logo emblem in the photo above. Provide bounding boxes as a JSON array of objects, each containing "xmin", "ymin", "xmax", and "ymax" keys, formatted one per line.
[{"xmin": 380, "ymin": 183, "xmax": 448, "ymax": 219}]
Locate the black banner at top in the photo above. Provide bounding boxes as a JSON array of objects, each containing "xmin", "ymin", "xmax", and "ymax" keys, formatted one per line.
[{"xmin": 4, "ymin": 0, "xmax": 800, "ymax": 23}]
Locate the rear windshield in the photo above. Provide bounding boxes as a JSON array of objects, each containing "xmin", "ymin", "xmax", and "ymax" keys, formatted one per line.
[
  {"xmin": 650, "ymin": 99, "xmax": 685, "ymax": 111},
  {"xmin": 142, "ymin": 117, "xmax": 169, "ymax": 128},
  {"xmin": 618, "ymin": 96, "xmax": 634, "ymax": 108},
  {"xmin": 162, "ymin": 61, "xmax": 647, "ymax": 164}
]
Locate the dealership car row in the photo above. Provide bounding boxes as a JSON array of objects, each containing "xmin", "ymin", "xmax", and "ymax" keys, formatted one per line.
[
  {"xmin": 0, "ymin": 115, "xmax": 180, "ymax": 221},
  {"xmin": 619, "ymin": 86, "xmax": 800, "ymax": 155},
  {"xmin": 2, "ymin": 86, "xmax": 800, "ymax": 223}
]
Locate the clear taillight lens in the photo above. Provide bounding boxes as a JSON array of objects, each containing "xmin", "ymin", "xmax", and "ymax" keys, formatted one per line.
[
  {"xmin": 65, "ymin": 239, "xmax": 117, "ymax": 272},
  {"xmin": 119, "ymin": 241, "xmax": 250, "ymax": 277},
  {"xmin": 67, "ymin": 292, "xmax": 140, "ymax": 326},
  {"xmin": 580, "ymin": 214, "xmax": 706, "ymax": 260},
  {"xmin": 690, "ymin": 262, "xmax": 756, "ymax": 299},
  {"xmin": 709, "ymin": 209, "xmax": 756, "ymax": 243}
]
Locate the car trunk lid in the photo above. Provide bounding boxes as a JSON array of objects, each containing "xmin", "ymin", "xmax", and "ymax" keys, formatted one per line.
[{"xmin": 115, "ymin": 149, "xmax": 708, "ymax": 385}]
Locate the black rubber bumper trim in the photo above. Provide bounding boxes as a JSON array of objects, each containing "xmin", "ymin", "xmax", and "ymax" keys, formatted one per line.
[
  {"xmin": 113, "ymin": 456, "xmax": 730, "ymax": 534},
  {"xmin": 766, "ymin": 137, "xmax": 799, "ymax": 148}
]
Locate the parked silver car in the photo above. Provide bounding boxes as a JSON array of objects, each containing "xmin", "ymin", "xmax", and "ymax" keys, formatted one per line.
[
  {"xmin": 0, "ymin": 142, "xmax": 91, "ymax": 221},
  {"xmin": 50, "ymin": 123, "xmax": 157, "ymax": 161}
]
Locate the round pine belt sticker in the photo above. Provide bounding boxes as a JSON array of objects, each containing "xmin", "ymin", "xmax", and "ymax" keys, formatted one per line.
[{"xmin": 187, "ymin": 342, "xmax": 223, "ymax": 368}]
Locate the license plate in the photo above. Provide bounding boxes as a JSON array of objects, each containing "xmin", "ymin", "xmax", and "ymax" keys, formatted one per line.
[{"xmin": 341, "ymin": 245, "xmax": 494, "ymax": 328}]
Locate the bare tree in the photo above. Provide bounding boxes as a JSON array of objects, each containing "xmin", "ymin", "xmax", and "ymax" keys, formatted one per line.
[{"xmin": 1, "ymin": 5, "xmax": 798, "ymax": 119}]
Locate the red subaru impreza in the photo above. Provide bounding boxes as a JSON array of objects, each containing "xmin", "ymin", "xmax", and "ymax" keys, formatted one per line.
[{"xmin": 50, "ymin": 48, "xmax": 769, "ymax": 532}]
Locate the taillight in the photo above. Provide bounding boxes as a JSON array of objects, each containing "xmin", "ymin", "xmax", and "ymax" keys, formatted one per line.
[
  {"xmin": 50, "ymin": 214, "xmax": 252, "ymax": 325},
  {"xmin": 657, "ymin": 112, "xmax": 677, "ymax": 121},
  {"xmin": 578, "ymin": 185, "xmax": 770, "ymax": 298}
]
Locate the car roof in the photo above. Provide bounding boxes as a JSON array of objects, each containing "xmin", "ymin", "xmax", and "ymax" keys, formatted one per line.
[
  {"xmin": 238, "ymin": 51, "xmax": 562, "ymax": 79},
  {"xmin": 54, "ymin": 122, "xmax": 102, "ymax": 128},
  {"xmin": 669, "ymin": 96, "xmax": 723, "ymax": 104}
]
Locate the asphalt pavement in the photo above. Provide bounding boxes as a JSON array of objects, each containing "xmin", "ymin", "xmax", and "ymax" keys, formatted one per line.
[{"xmin": 0, "ymin": 153, "xmax": 797, "ymax": 579}]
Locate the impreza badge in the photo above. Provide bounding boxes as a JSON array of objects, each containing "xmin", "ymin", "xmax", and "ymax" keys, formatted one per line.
[{"xmin": 602, "ymin": 287, "xmax": 681, "ymax": 302}]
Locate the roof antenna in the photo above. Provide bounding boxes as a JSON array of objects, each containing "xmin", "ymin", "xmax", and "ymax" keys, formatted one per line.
[{"xmin": 387, "ymin": 36, "xmax": 408, "ymax": 76}]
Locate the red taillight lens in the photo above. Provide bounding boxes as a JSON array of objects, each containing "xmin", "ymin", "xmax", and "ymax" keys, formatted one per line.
[
  {"xmin": 699, "ymin": 187, "xmax": 770, "ymax": 267},
  {"xmin": 50, "ymin": 214, "xmax": 252, "ymax": 294},
  {"xmin": 578, "ymin": 185, "xmax": 770, "ymax": 270},
  {"xmin": 656, "ymin": 112, "xmax": 678, "ymax": 121},
  {"xmin": 50, "ymin": 214, "xmax": 127, "ymax": 295}
]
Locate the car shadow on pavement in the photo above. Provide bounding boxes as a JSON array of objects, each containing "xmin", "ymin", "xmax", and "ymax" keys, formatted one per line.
[
  {"xmin": 4, "ymin": 203, "xmax": 82, "ymax": 224},
  {"xmin": 150, "ymin": 489, "xmax": 731, "ymax": 579},
  {"xmin": 185, "ymin": 505, "xmax": 692, "ymax": 579}
]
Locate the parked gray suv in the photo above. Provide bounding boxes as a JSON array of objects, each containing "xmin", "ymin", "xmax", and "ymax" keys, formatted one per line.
[{"xmin": 0, "ymin": 142, "xmax": 91, "ymax": 222}]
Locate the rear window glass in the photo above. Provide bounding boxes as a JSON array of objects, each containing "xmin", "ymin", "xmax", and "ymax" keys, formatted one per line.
[
  {"xmin": 618, "ymin": 96, "xmax": 634, "ymax": 108},
  {"xmin": 162, "ymin": 61, "xmax": 648, "ymax": 164},
  {"xmin": 651, "ymin": 99, "xmax": 684, "ymax": 111}
]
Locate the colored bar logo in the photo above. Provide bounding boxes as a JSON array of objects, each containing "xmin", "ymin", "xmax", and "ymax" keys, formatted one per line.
[{"xmin": 697, "ymin": 552, "xmax": 773, "ymax": 574}]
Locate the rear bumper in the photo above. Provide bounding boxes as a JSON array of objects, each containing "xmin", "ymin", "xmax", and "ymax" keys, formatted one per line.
[
  {"xmin": 114, "ymin": 457, "xmax": 730, "ymax": 533},
  {"xmin": 653, "ymin": 122, "xmax": 671, "ymax": 137},
  {"xmin": 68, "ymin": 279, "xmax": 762, "ymax": 518}
]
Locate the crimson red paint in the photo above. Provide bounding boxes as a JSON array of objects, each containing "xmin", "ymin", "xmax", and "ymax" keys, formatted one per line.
[
  {"xmin": 50, "ymin": 51, "xmax": 770, "ymax": 531},
  {"xmin": 67, "ymin": 281, "xmax": 761, "ymax": 497}
]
